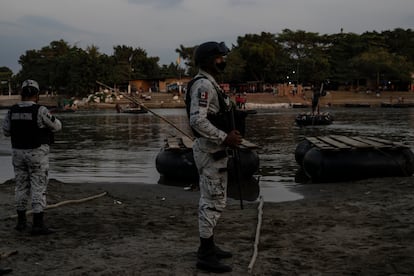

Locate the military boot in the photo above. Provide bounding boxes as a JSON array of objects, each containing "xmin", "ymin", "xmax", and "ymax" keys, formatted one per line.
[
  {"xmin": 14, "ymin": 210, "xmax": 27, "ymax": 232},
  {"xmin": 196, "ymin": 236, "xmax": 232, "ymax": 273},
  {"xmin": 211, "ymin": 235, "xmax": 233, "ymax": 259},
  {"xmin": 31, "ymin": 212, "xmax": 55, "ymax": 236},
  {"xmin": 0, "ymin": 267, "xmax": 12, "ymax": 275},
  {"xmin": 215, "ymin": 245, "xmax": 233, "ymax": 259}
]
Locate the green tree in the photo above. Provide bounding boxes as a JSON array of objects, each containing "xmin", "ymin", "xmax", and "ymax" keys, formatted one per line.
[
  {"xmin": 351, "ymin": 47, "xmax": 412, "ymax": 88},
  {"xmin": 223, "ymin": 47, "xmax": 246, "ymax": 83},
  {"xmin": 277, "ymin": 29, "xmax": 331, "ymax": 84},
  {"xmin": 236, "ymin": 32, "xmax": 288, "ymax": 82},
  {"xmin": 327, "ymin": 32, "xmax": 365, "ymax": 86},
  {"xmin": 0, "ymin": 67, "xmax": 13, "ymax": 94},
  {"xmin": 112, "ymin": 45, "xmax": 161, "ymax": 82},
  {"xmin": 12, "ymin": 29, "xmax": 414, "ymax": 95},
  {"xmin": 175, "ymin": 44, "xmax": 197, "ymax": 76}
]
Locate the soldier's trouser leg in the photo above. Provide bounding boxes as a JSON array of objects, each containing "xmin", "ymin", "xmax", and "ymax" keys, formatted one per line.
[
  {"xmin": 13, "ymin": 150, "xmax": 31, "ymax": 212},
  {"xmin": 194, "ymin": 149, "xmax": 228, "ymax": 238},
  {"xmin": 193, "ymin": 147, "xmax": 231, "ymax": 273},
  {"xmin": 13, "ymin": 146, "xmax": 49, "ymax": 214}
]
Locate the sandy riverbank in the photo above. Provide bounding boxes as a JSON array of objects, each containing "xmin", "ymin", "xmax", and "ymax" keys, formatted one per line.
[
  {"xmin": 1, "ymin": 176, "xmax": 414, "ymax": 275},
  {"xmin": 2, "ymin": 90, "xmax": 414, "ymax": 110},
  {"xmin": 1, "ymin": 90, "xmax": 414, "ymax": 275}
]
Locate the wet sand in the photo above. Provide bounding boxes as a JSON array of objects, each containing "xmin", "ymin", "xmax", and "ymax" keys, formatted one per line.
[{"xmin": 1, "ymin": 177, "xmax": 414, "ymax": 275}]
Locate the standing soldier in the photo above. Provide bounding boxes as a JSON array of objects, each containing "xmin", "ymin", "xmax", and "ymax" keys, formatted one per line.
[
  {"xmin": 2, "ymin": 79, "xmax": 62, "ymax": 235},
  {"xmin": 186, "ymin": 42, "xmax": 242, "ymax": 273},
  {"xmin": 311, "ymin": 81, "xmax": 328, "ymax": 115}
]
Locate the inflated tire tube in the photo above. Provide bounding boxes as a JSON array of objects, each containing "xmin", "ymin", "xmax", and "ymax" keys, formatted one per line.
[
  {"xmin": 156, "ymin": 148, "xmax": 260, "ymax": 181},
  {"xmin": 155, "ymin": 149, "xmax": 199, "ymax": 181},
  {"xmin": 302, "ymin": 147, "xmax": 414, "ymax": 182},
  {"xmin": 295, "ymin": 139, "xmax": 313, "ymax": 164},
  {"xmin": 228, "ymin": 148, "xmax": 260, "ymax": 178}
]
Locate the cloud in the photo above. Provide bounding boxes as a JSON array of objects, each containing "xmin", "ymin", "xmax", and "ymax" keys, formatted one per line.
[
  {"xmin": 227, "ymin": 0, "xmax": 257, "ymax": 5},
  {"xmin": 127, "ymin": 0, "xmax": 184, "ymax": 9},
  {"xmin": 0, "ymin": 0, "xmax": 413, "ymax": 74},
  {"xmin": 18, "ymin": 15, "xmax": 94, "ymax": 36}
]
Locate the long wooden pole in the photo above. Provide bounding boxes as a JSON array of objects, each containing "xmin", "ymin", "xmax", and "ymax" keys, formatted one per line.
[
  {"xmin": 96, "ymin": 81, "xmax": 194, "ymax": 140},
  {"xmin": 121, "ymin": 92, "xmax": 194, "ymax": 140}
]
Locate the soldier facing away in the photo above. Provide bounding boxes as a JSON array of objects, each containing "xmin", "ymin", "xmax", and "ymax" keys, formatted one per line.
[{"xmin": 2, "ymin": 79, "xmax": 62, "ymax": 235}]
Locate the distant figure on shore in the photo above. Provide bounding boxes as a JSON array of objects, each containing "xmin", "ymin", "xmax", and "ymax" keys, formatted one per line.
[
  {"xmin": 115, "ymin": 103, "xmax": 121, "ymax": 113},
  {"xmin": 312, "ymin": 81, "xmax": 328, "ymax": 115},
  {"xmin": 235, "ymin": 93, "xmax": 247, "ymax": 109}
]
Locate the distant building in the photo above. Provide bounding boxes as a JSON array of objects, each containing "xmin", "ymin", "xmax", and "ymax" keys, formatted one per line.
[{"xmin": 129, "ymin": 77, "xmax": 192, "ymax": 93}]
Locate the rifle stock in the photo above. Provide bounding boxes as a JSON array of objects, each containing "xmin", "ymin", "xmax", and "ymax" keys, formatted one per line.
[{"xmin": 229, "ymin": 106, "xmax": 244, "ymax": 210}]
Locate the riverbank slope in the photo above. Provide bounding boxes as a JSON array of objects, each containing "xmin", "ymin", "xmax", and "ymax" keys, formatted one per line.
[
  {"xmin": 1, "ymin": 177, "xmax": 413, "ymax": 275},
  {"xmin": 1, "ymin": 90, "xmax": 414, "ymax": 109}
]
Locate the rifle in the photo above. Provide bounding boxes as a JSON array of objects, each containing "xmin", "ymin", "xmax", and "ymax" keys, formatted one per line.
[{"xmin": 229, "ymin": 106, "xmax": 244, "ymax": 210}]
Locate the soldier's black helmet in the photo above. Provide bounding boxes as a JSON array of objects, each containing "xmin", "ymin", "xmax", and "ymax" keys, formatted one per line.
[
  {"xmin": 194, "ymin": 41, "xmax": 230, "ymax": 67},
  {"xmin": 21, "ymin": 79, "xmax": 40, "ymax": 97}
]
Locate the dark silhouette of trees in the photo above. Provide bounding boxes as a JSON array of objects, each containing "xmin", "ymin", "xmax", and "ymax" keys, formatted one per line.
[{"xmin": 5, "ymin": 28, "xmax": 413, "ymax": 96}]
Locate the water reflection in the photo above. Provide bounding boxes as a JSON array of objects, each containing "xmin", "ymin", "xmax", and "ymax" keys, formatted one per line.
[{"xmin": 0, "ymin": 107, "xmax": 413, "ymax": 203}]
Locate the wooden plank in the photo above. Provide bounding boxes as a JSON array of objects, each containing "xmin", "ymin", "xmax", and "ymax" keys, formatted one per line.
[
  {"xmin": 316, "ymin": 136, "xmax": 352, "ymax": 149},
  {"xmin": 166, "ymin": 137, "xmax": 180, "ymax": 149},
  {"xmin": 330, "ymin": 135, "xmax": 371, "ymax": 148},
  {"xmin": 305, "ymin": 137, "xmax": 336, "ymax": 150},
  {"xmin": 363, "ymin": 136, "xmax": 406, "ymax": 147},
  {"xmin": 181, "ymin": 136, "xmax": 194, "ymax": 149},
  {"xmin": 351, "ymin": 136, "xmax": 388, "ymax": 148},
  {"xmin": 304, "ymin": 135, "xmax": 408, "ymax": 152}
]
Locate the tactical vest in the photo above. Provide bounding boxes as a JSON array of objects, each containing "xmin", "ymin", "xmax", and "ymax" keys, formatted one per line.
[
  {"xmin": 10, "ymin": 104, "xmax": 53, "ymax": 149},
  {"xmin": 185, "ymin": 76, "xmax": 247, "ymax": 137}
]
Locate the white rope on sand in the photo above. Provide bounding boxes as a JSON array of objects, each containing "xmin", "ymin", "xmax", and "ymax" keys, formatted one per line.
[
  {"xmin": 248, "ymin": 195, "xmax": 264, "ymax": 273},
  {"xmin": 0, "ymin": 250, "xmax": 18, "ymax": 260},
  {"xmin": 4, "ymin": 192, "xmax": 108, "ymax": 219}
]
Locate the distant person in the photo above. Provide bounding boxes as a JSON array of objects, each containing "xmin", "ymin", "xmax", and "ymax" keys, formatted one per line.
[
  {"xmin": 115, "ymin": 103, "xmax": 122, "ymax": 113},
  {"xmin": 241, "ymin": 92, "xmax": 247, "ymax": 109},
  {"xmin": 312, "ymin": 82, "xmax": 327, "ymax": 115},
  {"xmin": 186, "ymin": 41, "xmax": 242, "ymax": 273},
  {"xmin": 235, "ymin": 93, "xmax": 243, "ymax": 108},
  {"xmin": 2, "ymin": 80, "xmax": 62, "ymax": 235}
]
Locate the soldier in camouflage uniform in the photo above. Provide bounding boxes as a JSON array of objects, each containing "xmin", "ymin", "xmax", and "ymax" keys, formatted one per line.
[
  {"xmin": 2, "ymin": 79, "xmax": 62, "ymax": 235},
  {"xmin": 187, "ymin": 42, "xmax": 242, "ymax": 273}
]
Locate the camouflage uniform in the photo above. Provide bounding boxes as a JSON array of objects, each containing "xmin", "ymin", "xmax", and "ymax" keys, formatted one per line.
[
  {"xmin": 188, "ymin": 69, "xmax": 231, "ymax": 238},
  {"xmin": 2, "ymin": 102, "xmax": 62, "ymax": 213}
]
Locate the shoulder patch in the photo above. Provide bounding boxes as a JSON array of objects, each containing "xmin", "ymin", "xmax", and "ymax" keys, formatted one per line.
[{"xmin": 198, "ymin": 90, "xmax": 208, "ymax": 107}]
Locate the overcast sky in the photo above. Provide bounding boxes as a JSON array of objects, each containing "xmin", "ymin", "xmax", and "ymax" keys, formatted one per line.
[{"xmin": 1, "ymin": 0, "xmax": 413, "ymax": 74}]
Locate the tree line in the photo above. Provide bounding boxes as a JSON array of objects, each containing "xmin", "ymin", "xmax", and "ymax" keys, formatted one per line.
[{"xmin": 0, "ymin": 28, "xmax": 413, "ymax": 96}]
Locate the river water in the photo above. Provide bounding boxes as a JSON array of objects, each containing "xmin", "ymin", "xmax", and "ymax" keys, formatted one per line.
[{"xmin": 0, "ymin": 107, "xmax": 413, "ymax": 202}]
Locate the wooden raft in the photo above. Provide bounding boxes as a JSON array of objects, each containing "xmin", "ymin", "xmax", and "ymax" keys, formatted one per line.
[
  {"xmin": 164, "ymin": 137, "xmax": 260, "ymax": 150},
  {"xmin": 305, "ymin": 135, "xmax": 406, "ymax": 151}
]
